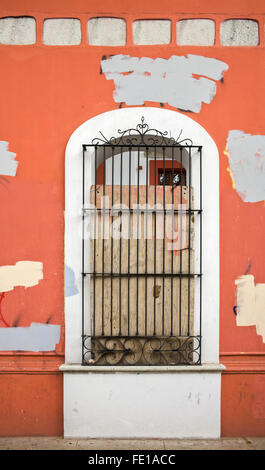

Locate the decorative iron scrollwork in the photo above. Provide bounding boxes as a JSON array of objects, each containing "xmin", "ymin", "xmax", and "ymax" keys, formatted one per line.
[
  {"xmin": 82, "ymin": 335, "xmax": 201, "ymax": 366},
  {"xmin": 91, "ymin": 116, "xmax": 193, "ymax": 147}
]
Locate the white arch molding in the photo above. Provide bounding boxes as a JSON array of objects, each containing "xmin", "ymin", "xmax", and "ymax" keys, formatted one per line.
[{"xmin": 61, "ymin": 107, "xmax": 224, "ymax": 439}]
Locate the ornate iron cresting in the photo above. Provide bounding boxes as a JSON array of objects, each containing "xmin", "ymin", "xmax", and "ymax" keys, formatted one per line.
[
  {"xmin": 91, "ymin": 116, "xmax": 193, "ymax": 147},
  {"xmin": 83, "ymin": 335, "xmax": 201, "ymax": 366}
]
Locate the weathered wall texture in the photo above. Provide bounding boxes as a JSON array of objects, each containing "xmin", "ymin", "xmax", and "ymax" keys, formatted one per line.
[
  {"xmin": 87, "ymin": 18, "xmax": 126, "ymax": 46},
  {"xmin": 0, "ymin": 0, "xmax": 264, "ymax": 437},
  {"xmin": 133, "ymin": 20, "xmax": 171, "ymax": 45},
  {"xmin": 0, "ymin": 16, "xmax": 36, "ymax": 44},
  {"xmin": 0, "ymin": 15, "xmax": 261, "ymax": 47},
  {"xmin": 43, "ymin": 18, "xmax": 81, "ymax": 45},
  {"xmin": 177, "ymin": 19, "xmax": 215, "ymax": 46},
  {"xmin": 220, "ymin": 19, "xmax": 259, "ymax": 46}
]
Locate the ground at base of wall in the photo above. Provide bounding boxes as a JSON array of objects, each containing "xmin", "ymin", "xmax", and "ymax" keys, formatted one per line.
[{"xmin": 0, "ymin": 437, "xmax": 264, "ymax": 450}]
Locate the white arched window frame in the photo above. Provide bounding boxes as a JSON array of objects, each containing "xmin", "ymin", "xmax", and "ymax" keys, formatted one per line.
[{"xmin": 64, "ymin": 107, "xmax": 220, "ymax": 365}]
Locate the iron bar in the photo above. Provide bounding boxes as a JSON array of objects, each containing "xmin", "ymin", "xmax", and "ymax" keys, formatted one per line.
[
  {"xmin": 145, "ymin": 147, "xmax": 149, "ymax": 336},
  {"xmin": 127, "ymin": 147, "xmax": 131, "ymax": 336},
  {"xmin": 171, "ymin": 146, "xmax": 174, "ymax": 336},
  {"xmin": 153, "ymin": 146, "xmax": 157, "ymax": 336},
  {"xmin": 81, "ymin": 145, "xmax": 85, "ymax": 364},
  {"xmin": 119, "ymin": 146, "xmax": 123, "ymax": 335},
  {"xmin": 83, "ymin": 208, "xmax": 202, "ymax": 214},
  {"xmin": 102, "ymin": 146, "xmax": 106, "ymax": 335},
  {"xmin": 83, "ymin": 272, "xmax": 202, "ymax": 277},
  {"xmin": 162, "ymin": 147, "xmax": 166, "ymax": 336},
  {"xmin": 136, "ymin": 146, "xmax": 140, "ymax": 336},
  {"xmin": 188, "ymin": 147, "xmax": 191, "ymax": 336},
  {"xmin": 93, "ymin": 146, "xmax": 97, "ymax": 337},
  {"xmin": 179, "ymin": 147, "xmax": 183, "ymax": 336},
  {"xmin": 110, "ymin": 146, "xmax": 114, "ymax": 335}
]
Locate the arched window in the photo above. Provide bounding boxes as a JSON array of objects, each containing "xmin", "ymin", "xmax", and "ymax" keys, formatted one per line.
[
  {"xmin": 81, "ymin": 117, "xmax": 202, "ymax": 366},
  {"xmin": 64, "ymin": 107, "xmax": 220, "ymax": 366}
]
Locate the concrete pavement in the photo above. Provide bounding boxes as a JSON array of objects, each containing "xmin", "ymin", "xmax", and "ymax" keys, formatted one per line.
[{"xmin": 0, "ymin": 436, "xmax": 264, "ymax": 450}]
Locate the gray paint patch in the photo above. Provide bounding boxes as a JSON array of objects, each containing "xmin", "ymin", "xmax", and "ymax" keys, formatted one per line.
[
  {"xmin": 227, "ymin": 130, "xmax": 265, "ymax": 202},
  {"xmin": 0, "ymin": 141, "xmax": 18, "ymax": 176},
  {"xmin": 101, "ymin": 54, "xmax": 229, "ymax": 113},
  {"xmin": 0, "ymin": 322, "xmax": 60, "ymax": 351},
  {"xmin": 65, "ymin": 265, "xmax": 79, "ymax": 297}
]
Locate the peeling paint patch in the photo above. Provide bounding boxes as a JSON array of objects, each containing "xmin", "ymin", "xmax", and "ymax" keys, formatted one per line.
[
  {"xmin": 0, "ymin": 322, "xmax": 60, "ymax": 351},
  {"xmin": 235, "ymin": 274, "xmax": 265, "ymax": 342},
  {"xmin": 0, "ymin": 261, "xmax": 43, "ymax": 293},
  {"xmin": 101, "ymin": 54, "xmax": 229, "ymax": 113},
  {"xmin": 0, "ymin": 141, "xmax": 18, "ymax": 176},
  {"xmin": 226, "ymin": 131, "xmax": 265, "ymax": 202},
  {"xmin": 65, "ymin": 264, "xmax": 79, "ymax": 297}
]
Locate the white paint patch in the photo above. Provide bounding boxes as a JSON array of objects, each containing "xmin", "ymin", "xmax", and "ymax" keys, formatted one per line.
[
  {"xmin": 235, "ymin": 274, "xmax": 265, "ymax": 342},
  {"xmin": 227, "ymin": 131, "xmax": 265, "ymax": 202},
  {"xmin": 0, "ymin": 141, "xmax": 18, "ymax": 176},
  {"xmin": 0, "ymin": 322, "xmax": 60, "ymax": 351},
  {"xmin": 101, "ymin": 54, "xmax": 228, "ymax": 113},
  {"xmin": 0, "ymin": 261, "xmax": 43, "ymax": 293}
]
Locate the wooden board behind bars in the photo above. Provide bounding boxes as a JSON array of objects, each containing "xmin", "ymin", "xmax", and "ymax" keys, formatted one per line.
[{"xmin": 89, "ymin": 185, "xmax": 194, "ymax": 337}]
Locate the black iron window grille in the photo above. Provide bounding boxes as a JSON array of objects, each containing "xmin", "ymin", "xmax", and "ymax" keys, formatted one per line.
[{"xmin": 81, "ymin": 117, "xmax": 202, "ymax": 366}]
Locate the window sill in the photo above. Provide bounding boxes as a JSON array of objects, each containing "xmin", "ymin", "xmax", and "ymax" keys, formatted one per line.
[{"xmin": 60, "ymin": 363, "xmax": 225, "ymax": 373}]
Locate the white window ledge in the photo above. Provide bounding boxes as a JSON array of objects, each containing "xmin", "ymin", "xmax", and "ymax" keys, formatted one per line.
[{"xmin": 60, "ymin": 363, "xmax": 225, "ymax": 373}]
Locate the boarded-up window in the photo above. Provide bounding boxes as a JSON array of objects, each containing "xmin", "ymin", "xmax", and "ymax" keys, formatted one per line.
[{"xmin": 81, "ymin": 121, "xmax": 202, "ymax": 366}]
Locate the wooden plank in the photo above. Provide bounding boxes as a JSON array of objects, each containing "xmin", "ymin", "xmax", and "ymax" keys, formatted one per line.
[{"xmin": 89, "ymin": 185, "xmax": 194, "ymax": 340}]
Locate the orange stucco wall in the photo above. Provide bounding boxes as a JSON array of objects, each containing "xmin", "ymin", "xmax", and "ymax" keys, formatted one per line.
[{"xmin": 0, "ymin": 0, "xmax": 264, "ymax": 436}]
